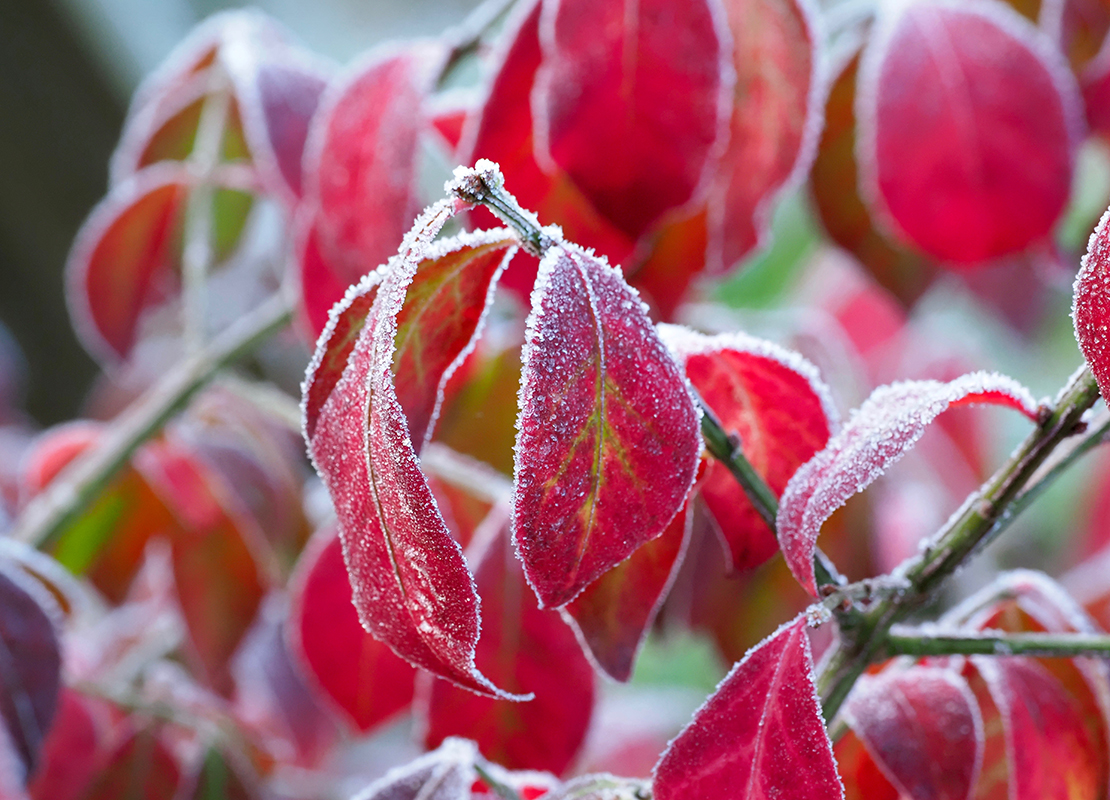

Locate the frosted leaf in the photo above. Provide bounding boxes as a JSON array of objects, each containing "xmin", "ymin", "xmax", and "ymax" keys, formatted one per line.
[
  {"xmin": 512, "ymin": 244, "xmax": 701, "ymax": 609},
  {"xmin": 778, "ymin": 372, "xmax": 1039, "ymax": 596},
  {"xmin": 1074, "ymin": 208, "xmax": 1110, "ymax": 400},
  {"xmin": 843, "ymin": 666, "xmax": 982, "ymax": 800},
  {"xmin": 652, "ymin": 614, "xmax": 844, "ymax": 800}
]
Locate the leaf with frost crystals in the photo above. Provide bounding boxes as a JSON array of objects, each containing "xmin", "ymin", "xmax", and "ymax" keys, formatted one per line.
[
  {"xmin": 304, "ymin": 201, "xmax": 520, "ymax": 696},
  {"xmin": 778, "ymin": 373, "xmax": 1039, "ymax": 596},
  {"xmin": 661, "ymin": 324, "xmax": 837, "ymax": 573},
  {"xmin": 512, "ymin": 243, "xmax": 701, "ymax": 609},
  {"xmin": 652, "ymin": 614, "xmax": 843, "ymax": 800},
  {"xmin": 843, "ymin": 667, "xmax": 982, "ymax": 800},
  {"xmin": 1074, "ymin": 208, "xmax": 1110, "ymax": 400}
]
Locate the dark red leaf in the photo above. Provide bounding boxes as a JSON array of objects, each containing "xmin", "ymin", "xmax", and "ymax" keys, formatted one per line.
[
  {"xmin": 423, "ymin": 519, "xmax": 594, "ymax": 774},
  {"xmin": 1074, "ymin": 207, "xmax": 1110, "ymax": 399},
  {"xmin": 857, "ymin": 0, "xmax": 1081, "ymax": 264},
  {"xmin": 973, "ymin": 656, "xmax": 1102, "ymax": 800},
  {"xmin": 533, "ymin": 0, "xmax": 729, "ymax": 239},
  {"xmin": 707, "ymin": 0, "xmax": 822, "ymax": 271},
  {"xmin": 28, "ymin": 689, "xmax": 104, "ymax": 800},
  {"xmin": 288, "ymin": 526, "xmax": 416, "ymax": 733},
  {"xmin": 307, "ymin": 48, "xmax": 430, "ymax": 287},
  {"xmin": 512, "ymin": 243, "xmax": 700, "ymax": 608},
  {"xmin": 66, "ymin": 166, "xmax": 189, "ymax": 363},
  {"xmin": 778, "ymin": 373, "xmax": 1038, "ymax": 596},
  {"xmin": 843, "ymin": 666, "xmax": 982, "ymax": 800},
  {"xmin": 562, "ymin": 499, "xmax": 690, "ymax": 682},
  {"xmin": 0, "ymin": 564, "xmax": 60, "ymax": 779},
  {"xmin": 81, "ymin": 728, "xmax": 181, "ymax": 800},
  {"xmin": 661, "ymin": 325, "xmax": 837, "ymax": 572},
  {"xmin": 136, "ymin": 441, "xmax": 268, "ymax": 695},
  {"xmin": 460, "ymin": 0, "xmax": 634, "ymax": 298},
  {"xmin": 306, "ymin": 202, "xmax": 517, "ymax": 696},
  {"xmin": 652, "ymin": 615, "xmax": 843, "ymax": 800}
]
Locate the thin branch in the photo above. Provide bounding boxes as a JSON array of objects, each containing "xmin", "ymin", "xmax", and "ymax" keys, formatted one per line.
[
  {"xmin": 9, "ymin": 291, "xmax": 294, "ymax": 550},
  {"xmin": 817, "ymin": 366, "xmax": 1101, "ymax": 721},
  {"xmin": 886, "ymin": 626, "xmax": 1110, "ymax": 659}
]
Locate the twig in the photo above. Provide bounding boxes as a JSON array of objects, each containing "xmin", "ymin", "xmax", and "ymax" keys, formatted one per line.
[
  {"xmin": 885, "ymin": 627, "xmax": 1110, "ymax": 659},
  {"xmin": 9, "ymin": 291, "xmax": 294, "ymax": 550},
  {"xmin": 817, "ymin": 366, "xmax": 1101, "ymax": 721}
]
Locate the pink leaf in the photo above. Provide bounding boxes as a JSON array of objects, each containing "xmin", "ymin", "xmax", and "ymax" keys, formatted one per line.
[
  {"xmin": 512, "ymin": 243, "xmax": 701, "ymax": 608},
  {"xmin": 778, "ymin": 373, "xmax": 1039, "ymax": 595},
  {"xmin": 305, "ymin": 202, "xmax": 518, "ymax": 696},
  {"xmin": 652, "ymin": 615, "xmax": 843, "ymax": 800},
  {"xmin": 1074, "ymin": 207, "xmax": 1110, "ymax": 399},
  {"xmin": 422, "ymin": 517, "xmax": 595, "ymax": 775},
  {"xmin": 857, "ymin": 0, "xmax": 1082, "ymax": 264},
  {"xmin": 843, "ymin": 666, "xmax": 982, "ymax": 800},
  {"xmin": 661, "ymin": 325, "xmax": 837, "ymax": 572},
  {"xmin": 562, "ymin": 498, "xmax": 690, "ymax": 682},
  {"xmin": 708, "ymin": 0, "xmax": 824, "ymax": 271},
  {"xmin": 533, "ymin": 0, "xmax": 730, "ymax": 239},
  {"xmin": 305, "ymin": 47, "xmax": 430, "ymax": 288},
  {"xmin": 288, "ymin": 526, "xmax": 416, "ymax": 733},
  {"xmin": 973, "ymin": 656, "xmax": 1102, "ymax": 800}
]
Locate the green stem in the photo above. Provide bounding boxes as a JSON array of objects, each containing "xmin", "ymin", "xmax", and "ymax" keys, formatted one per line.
[
  {"xmin": 817, "ymin": 366, "xmax": 1101, "ymax": 721},
  {"xmin": 886, "ymin": 627, "xmax": 1110, "ymax": 659},
  {"xmin": 9, "ymin": 291, "xmax": 294, "ymax": 550}
]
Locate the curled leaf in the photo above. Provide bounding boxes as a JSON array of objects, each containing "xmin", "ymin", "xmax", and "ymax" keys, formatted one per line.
[{"xmin": 778, "ymin": 373, "xmax": 1038, "ymax": 595}]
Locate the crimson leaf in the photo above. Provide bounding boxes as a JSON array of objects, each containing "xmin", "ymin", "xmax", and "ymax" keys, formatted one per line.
[
  {"xmin": 513, "ymin": 243, "xmax": 701, "ymax": 608},
  {"xmin": 1074, "ymin": 208, "xmax": 1110, "ymax": 399},
  {"xmin": 652, "ymin": 614, "xmax": 843, "ymax": 800},
  {"xmin": 857, "ymin": 0, "xmax": 1081, "ymax": 264}
]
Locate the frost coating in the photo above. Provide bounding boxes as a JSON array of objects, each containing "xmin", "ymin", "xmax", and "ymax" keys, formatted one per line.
[
  {"xmin": 512, "ymin": 244, "xmax": 701, "ymax": 608},
  {"xmin": 660, "ymin": 323, "xmax": 838, "ymax": 572},
  {"xmin": 843, "ymin": 667, "xmax": 983, "ymax": 800},
  {"xmin": 304, "ymin": 199, "xmax": 521, "ymax": 698},
  {"xmin": 652, "ymin": 614, "xmax": 844, "ymax": 800},
  {"xmin": 778, "ymin": 372, "xmax": 1039, "ymax": 596},
  {"xmin": 1074, "ymin": 207, "xmax": 1110, "ymax": 400}
]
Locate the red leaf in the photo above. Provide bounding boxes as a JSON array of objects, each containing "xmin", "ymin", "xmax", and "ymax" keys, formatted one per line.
[
  {"xmin": 843, "ymin": 666, "xmax": 982, "ymax": 800},
  {"xmin": 28, "ymin": 690, "xmax": 104, "ymax": 800},
  {"xmin": 533, "ymin": 0, "xmax": 729, "ymax": 239},
  {"xmin": 136, "ymin": 442, "xmax": 268, "ymax": 695},
  {"xmin": 778, "ymin": 373, "xmax": 1038, "ymax": 596},
  {"xmin": 661, "ymin": 325, "xmax": 837, "ymax": 572},
  {"xmin": 512, "ymin": 243, "xmax": 701, "ymax": 608},
  {"xmin": 81, "ymin": 728, "xmax": 181, "ymax": 800},
  {"xmin": 1074, "ymin": 207, "xmax": 1110, "ymax": 399},
  {"xmin": 973, "ymin": 656, "xmax": 1102, "ymax": 800},
  {"xmin": 288, "ymin": 526, "xmax": 416, "ymax": 733},
  {"xmin": 66, "ymin": 166, "xmax": 189, "ymax": 363},
  {"xmin": 423, "ymin": 518, "xmax": 595, "ymax": 774},
  {"xmin": 295, "ymin": 206, "xmax": 357, "ymax": 338},
  {"xmin": 306, "ymin": 48, "xmax": 430, "ymax": 287},
  {"xmin": 562, "ymin": 499, "xmax": 690, "ymax": 682},
  {"xmin": 708, "ymin": 0, "xmax": 822, "ymax": 271},
  {"xmin": 857, "ymin": 0, "xmax": 1082, "ymax": 264},
  {"xmin": 652, "ymin": 615, "xmax": 843, "ymax": 800},
  {"xmin": 460, "ymin": 0, "xmax": 635, "ymax": 298},
  {"xmin": 810, "ymin": 52, "xmax": 932, "ymax": 303},
  {"xmin": 0, "ymin": 564, "xmax": 60, "ymax": 779},
  {"xmin": 306, "ymin": 202, "xmax": 517, "ymax": 696}
]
